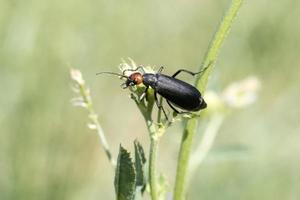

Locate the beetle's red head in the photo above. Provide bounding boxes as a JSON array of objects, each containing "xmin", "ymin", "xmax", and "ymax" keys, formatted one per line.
[{"xmin": 124, "ymin": 72, "xmax": 143, "ymax": 88}]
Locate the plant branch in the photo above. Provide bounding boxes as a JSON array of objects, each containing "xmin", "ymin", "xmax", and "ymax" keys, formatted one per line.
[
  {"xmin": 70, "ymin": 69, "xmax": 116, "ymax": 167},
  {"xmin": 148, "ymin": 120, "xmax": 159, "ymax": 200},
  {"xmin": 132, "ymin": 88, "xmax": 160, "ymax": 200},
  {"xmin": 173, "ymin": 0, "xmax": 243, "ymax": 199}
]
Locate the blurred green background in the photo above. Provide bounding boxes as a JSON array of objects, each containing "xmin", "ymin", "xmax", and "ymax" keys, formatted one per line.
[{"xmin": 1, "ymin": 0, "xmax": 300, "ymax": 199}]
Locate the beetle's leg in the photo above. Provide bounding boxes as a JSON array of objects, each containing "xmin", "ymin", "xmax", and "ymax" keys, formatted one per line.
[
  {"xmin": 122, "ymin": 65, "xmax": 145, "ymax": 75},
  {"xmin": 157, "ymin": 66, "xmax": 164, "ymax": 73},
  {"xmin": 154, "ymin": 92, "xmax": 168, "ymax": 120},
  {"xmin": 166, "ymin": 100, "xmax": 180, "ymax": 113},
  {"xmin": 172, "ymin": 62, "xmax": 212, "ymax": 78},
  {"xmin": 172, "ymin": 69, "xmax": 202, "ymax": 78},
  {"xmin": 139, "ymin": 86, "xmax": 149, "ymax": 101},
  {"xmin": 120, "ymin": 82, "xmax": 128, "ymax": 89},
  {"xmin": 166, "ymin": 100, "xmax": 190, "ymax": 114}
]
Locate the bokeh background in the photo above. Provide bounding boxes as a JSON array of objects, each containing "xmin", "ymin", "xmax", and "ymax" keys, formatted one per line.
[{"xmin": 1, "ymin": 0, "xmax": 299, "ymax": 199}]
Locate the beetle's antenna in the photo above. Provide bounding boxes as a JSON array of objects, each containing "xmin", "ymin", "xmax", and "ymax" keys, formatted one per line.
[{"xmin": 96, "ymin": 72, "xmax": 128, "ymax": 79}]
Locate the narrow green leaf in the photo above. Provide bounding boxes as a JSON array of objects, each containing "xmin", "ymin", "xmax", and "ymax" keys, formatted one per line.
[
  {"xmin": 134, "ymin": 140, "xmax": 146, "ymax": 188},
  {"xmin": 114, "ymin": 145, "xmax": 136, "ymax": 200}
]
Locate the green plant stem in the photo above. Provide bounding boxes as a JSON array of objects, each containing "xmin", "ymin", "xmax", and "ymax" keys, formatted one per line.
[
  {"xmin": 173, "ymin": 118, "xmax": 198, "ymax": 200},
  {"xmin": 89, "ymin": 112, "xmax": 115, "ymax": 166},
  {"xmin": 173, "ymin": 0, "xmax": 243, "ymax": 199},
  {"xmin": 148, "ymin": 120, "xmax": 159, "ymax": 200},
  {"xmin": 72, "ymin": 69, "xmax": 116, "ymax": 167},
  {"xmin": 81, "ymin": 87, "xmax": 115, "ymax": 166},
  {"xmin": 196, "ymin": 0, "xmax": 244, "ymax": 92},
  {"xmin": 133, "ymin": 91, "xmax": 160, "ymax": 200}
]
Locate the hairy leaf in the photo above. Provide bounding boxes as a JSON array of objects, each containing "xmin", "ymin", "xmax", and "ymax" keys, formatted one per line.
[
  {"xmin": 114, "ymin": 145, "xmax": 136, "ymax": 200},
  {"xmin": 134, "ymin": 140, "xmax": 146, "ymax": 188}
]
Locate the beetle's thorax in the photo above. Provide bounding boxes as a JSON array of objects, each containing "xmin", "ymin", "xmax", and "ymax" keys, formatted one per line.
[{"xmin": 142, "ymin": 73, "xmax": 158, "ymax": 88}]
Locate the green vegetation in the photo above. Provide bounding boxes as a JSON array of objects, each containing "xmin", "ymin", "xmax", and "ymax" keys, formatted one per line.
[{"xmin": 1, "ymin": 0, "xmax": 300, "ymax": 200}]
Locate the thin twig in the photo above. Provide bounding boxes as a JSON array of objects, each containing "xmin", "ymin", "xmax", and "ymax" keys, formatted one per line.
[{"xmin": 70, "ymin": 69, "xmax": 116, "ymax": 167}]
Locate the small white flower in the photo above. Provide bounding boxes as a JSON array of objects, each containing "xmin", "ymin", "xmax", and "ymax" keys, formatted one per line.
[
  {"xmin": 119, "ymin": 58, "xmax": 156, "ymax": 76},
  {"xmin": 70, "ymin": 69, "xmax": 85, "ymax": 85},
  {"xmin": 87, "ymin": 123, "xmax": 97, "ymax": 130},
  {"xmin": 222, "ymin": 76, "xmax": 261, "ymax": 108},
  {"xmin": 70, "ymin": 97, "xmax": 87, "ymax": 108}
]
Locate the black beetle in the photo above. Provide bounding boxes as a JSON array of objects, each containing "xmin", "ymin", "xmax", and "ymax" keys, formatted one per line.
[{"xmin": 97, "ymin": 66, "xmax": 207, "ymax": 118}]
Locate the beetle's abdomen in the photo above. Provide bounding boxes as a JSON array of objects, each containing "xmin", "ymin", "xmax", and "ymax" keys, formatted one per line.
[{"xmin": 155, "ymin": 74, "xmax": 206, "ymax": 111}]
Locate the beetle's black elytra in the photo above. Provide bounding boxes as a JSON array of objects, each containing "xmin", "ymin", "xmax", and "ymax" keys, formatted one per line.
[{"xmin": 97, "ymin": 67, "xmax": 207, "ymax": 119}]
